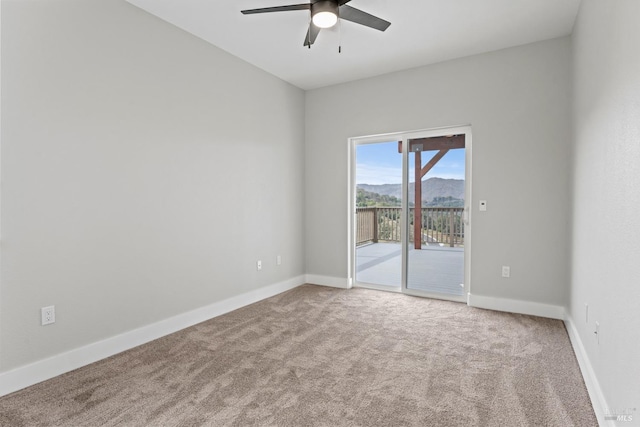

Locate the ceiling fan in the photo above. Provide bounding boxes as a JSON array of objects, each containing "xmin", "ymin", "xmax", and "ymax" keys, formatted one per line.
[{"xmin": 241, "ymin": 0, "xmax": 391, "ymax": 48}]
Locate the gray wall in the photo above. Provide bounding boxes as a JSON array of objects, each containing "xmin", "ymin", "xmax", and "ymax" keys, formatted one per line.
[
  {"xmin": 570, "ymin": 0, "xmax": 640, "ymax": 415},
  {"xmin": 8, "ymin": 1, "xmax": 636, "ymax": 415},
  {"xmin": 305, "ymin": 38, "xmax": 572, "ymax": 306},
  {"xmin": 0, "ymin": 0, "xmax": 305, "ymax": 372}
]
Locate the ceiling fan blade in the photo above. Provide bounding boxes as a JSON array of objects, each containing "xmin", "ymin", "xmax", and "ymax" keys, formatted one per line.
[
  {"xmin": 241, "ymin": 4, "xmax": 311, "ymax": 15},
  {"xmin": 303, "ymin": 22, "xmax": 321, "ymax": 47},
  {"xmin": 339, "ymin": 5, "xmax": 391, "ymax": 31}
]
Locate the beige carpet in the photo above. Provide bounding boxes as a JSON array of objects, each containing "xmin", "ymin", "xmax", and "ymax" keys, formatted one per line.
[{"xmin": 0, "ymin": 285, "xmax": 596, "ymax": 426}]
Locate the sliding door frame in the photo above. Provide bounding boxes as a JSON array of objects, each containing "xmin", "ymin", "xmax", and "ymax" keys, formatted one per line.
[
  {"xmin": 348, "ymin": 132, "xmax": 405, "ymax": 291},
  {"xmin": 400, "ymin": 125, "xmax": 472, "ymax": 303},
  {"xmin": 348, "ymin": 125, "xmax": 472, "ymax": 302}
]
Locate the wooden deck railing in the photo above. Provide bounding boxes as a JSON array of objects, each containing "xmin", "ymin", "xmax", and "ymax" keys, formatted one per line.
[{"xmin": 356, "ymin": 207, "xmax": 464, "ymax": 247}]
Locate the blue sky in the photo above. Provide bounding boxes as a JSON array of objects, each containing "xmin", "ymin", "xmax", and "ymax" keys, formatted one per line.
[{"xmin": 356, "ymin": 141, "xmax": 465, "ymax": 185}]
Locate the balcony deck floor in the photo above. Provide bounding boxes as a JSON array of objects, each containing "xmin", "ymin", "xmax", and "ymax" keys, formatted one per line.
[{"xmin": 356, "ymin": 242, "xmax": 464, "ymax": 296}]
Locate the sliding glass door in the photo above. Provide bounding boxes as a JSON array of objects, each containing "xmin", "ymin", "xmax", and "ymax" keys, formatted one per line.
[
  {"xmin": 406, "ymin": 133, "xmax": 466, "ymax": 299},
  {"xmin": 354, "ymin": 140, "xmax": 403, "ymax": 291},
  {"xmin": 351, "ymin": 127, "xmax": 471, "ymax": 302}
]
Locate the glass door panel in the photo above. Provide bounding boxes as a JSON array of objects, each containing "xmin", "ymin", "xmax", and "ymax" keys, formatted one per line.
[
  {"xmin": 406, "ymin": 136, "xmax": 466, "ymax": 297},
  {"xmin": 354, "ymin": 141, "xmax": 403, "ymax": 289}
]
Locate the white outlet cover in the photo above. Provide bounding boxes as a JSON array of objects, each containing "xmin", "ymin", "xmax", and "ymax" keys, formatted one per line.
[
  {"xmin": 501, "ymin": 266, "xmax": 511, "ymax": 278},
  {"xmin": 41, "ymin": 306, "xmax": 55, "ymax": 326}
]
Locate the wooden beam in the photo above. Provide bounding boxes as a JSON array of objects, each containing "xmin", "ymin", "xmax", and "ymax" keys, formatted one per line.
[
  {"xmin": 421, "ymin": 149, "xmax": 449, "ymax": 178},
  {"xmin": 409, "ymin": 134, "xmax": 465, "ymax": 151},
  {"xmin": 413, "ymin": 149, "xmax": 451, "ymax": 249},
  {"xmin": 414, "ymin": 150, "xmax": 422, "ymax": 250}
]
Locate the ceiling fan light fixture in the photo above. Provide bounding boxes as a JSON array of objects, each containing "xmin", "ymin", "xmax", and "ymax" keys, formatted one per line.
[
  {"xmin": 313, "ymin": 11, "xmax": 338, "ymax": 28},
  {"xmin": 312, "ymin": 1, "xmax": 339, "ymax": 28}
]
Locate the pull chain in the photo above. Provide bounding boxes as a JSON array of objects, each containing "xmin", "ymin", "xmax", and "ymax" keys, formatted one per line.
[
  {"xmin": 338, "ymin": 16, "xmax": 342, "ymax": 53},
  {"xmin": 307, "ymin": 14, "xmax": 312, "ymax": 49}
]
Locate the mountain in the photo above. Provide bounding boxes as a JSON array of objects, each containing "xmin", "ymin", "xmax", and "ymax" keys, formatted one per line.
[{"xmin": 358, "ymin": 178, "xmax": 464, "ymax": 205}]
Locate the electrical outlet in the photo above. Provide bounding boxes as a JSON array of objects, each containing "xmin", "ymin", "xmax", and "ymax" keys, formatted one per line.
[
  {"xmin": 41, "ymin": 306, "xmax": 55, "ymax": 326},
  {"xmin": 257, "ymin": 260, "xmax": 262, "ymax": 271},
  {"xmin": 501, "ymin": 266, "xmax": 510, "ymax": 278},
  {"xmin": 276, "ymin": 255, "xmax": 282, "ymax": 266}
]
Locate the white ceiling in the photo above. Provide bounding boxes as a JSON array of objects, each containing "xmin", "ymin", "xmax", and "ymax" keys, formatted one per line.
[{"xmin": 126, "ymin": 0, "xmax": 581, "ymax": 90}]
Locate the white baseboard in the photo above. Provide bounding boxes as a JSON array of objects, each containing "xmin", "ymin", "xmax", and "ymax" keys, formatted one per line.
[
  {"xmin": 304, "ymin": 274, "xmax": 350, "ymax": 289},
  {"xmin": 0, "ymin": 275, "xmax": 305, "ymax": 398},
  {"xmin": 467, "ymin": 293, "xmax": 565, "ymax": 319},
  {"xmin": 564, "ymin": 314, "xmax": 611, "ymax": 427}
]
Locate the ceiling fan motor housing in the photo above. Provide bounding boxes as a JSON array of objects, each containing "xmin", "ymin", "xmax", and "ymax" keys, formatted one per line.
[{"xmin": 312, "ymin": 0, "xmax": 339, "ymax": 21}]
